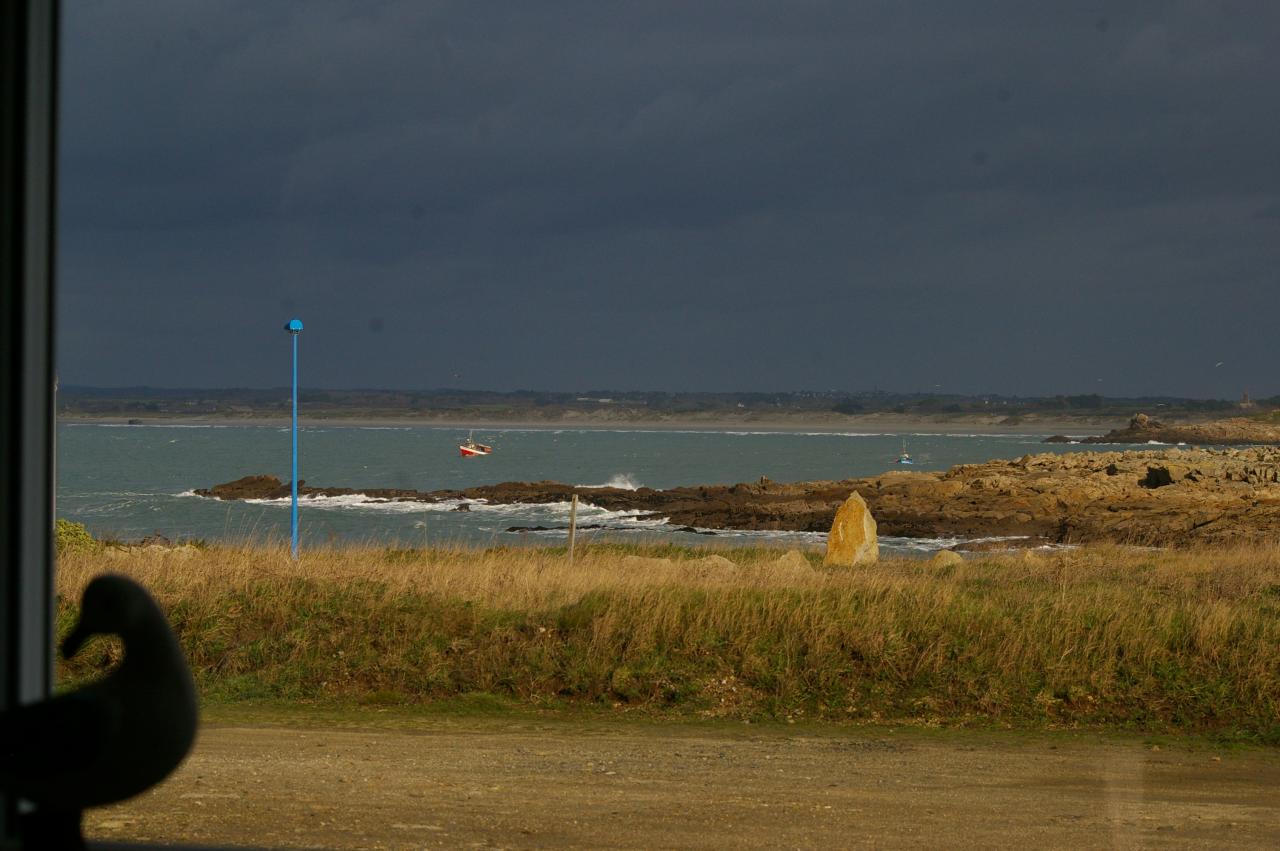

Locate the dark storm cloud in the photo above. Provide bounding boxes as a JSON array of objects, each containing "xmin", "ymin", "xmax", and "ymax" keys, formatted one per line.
[{"xmin": 57, "ymin": 1, "xmax": 1280, "ymax": 396}]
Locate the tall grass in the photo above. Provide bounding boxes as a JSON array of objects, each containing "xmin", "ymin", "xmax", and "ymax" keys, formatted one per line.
[{"xmin": 55, "ymin": 542, "xmax": 1280, "ymax": 740}]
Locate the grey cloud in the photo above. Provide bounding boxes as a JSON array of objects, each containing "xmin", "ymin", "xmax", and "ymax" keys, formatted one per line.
[{"xmin": 56, "ymin": 0, "xmax": 1280, "ymax": 396}]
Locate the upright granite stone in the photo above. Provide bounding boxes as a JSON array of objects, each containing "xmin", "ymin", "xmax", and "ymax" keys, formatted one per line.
[{"xmin": 823, "ymin": 491, "xmax": 879, "ymax": 567}]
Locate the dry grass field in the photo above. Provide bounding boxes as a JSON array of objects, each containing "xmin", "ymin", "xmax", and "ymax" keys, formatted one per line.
[{"xmin": 55, "ymin": 540, "xmax": 1280, "ymax": 741}]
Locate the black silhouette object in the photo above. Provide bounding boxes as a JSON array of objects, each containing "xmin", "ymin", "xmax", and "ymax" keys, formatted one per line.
[{"xmin": 1, "ymin": 574, "xmax": 198, "ymax": 848}]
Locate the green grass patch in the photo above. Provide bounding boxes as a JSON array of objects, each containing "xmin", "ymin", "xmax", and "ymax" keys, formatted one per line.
[{"xmin": 54, "ymin": 542, "xmax": 1280, "ymax": 743}]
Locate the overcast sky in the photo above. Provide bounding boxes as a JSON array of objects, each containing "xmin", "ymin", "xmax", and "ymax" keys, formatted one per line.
[{"xmin": 57, "ymin": 1, "xmax": 1280, "ymax": 397}]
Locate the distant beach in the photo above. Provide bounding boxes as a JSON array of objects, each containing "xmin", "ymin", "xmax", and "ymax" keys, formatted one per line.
[{"xmin": 57, "ymin": 410, "xmax": 1118, "ymax": 436}]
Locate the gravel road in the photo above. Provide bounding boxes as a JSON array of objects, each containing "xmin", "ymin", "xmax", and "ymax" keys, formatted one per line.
[{"xmin": 86, "ymin": 720, "xmax": 1280, "ymax": 849}]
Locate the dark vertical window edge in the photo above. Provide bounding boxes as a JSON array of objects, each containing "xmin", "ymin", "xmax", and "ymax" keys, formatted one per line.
[{"xmin": 0, "ymin": 0, "xmax": 59, "ymax": 844}]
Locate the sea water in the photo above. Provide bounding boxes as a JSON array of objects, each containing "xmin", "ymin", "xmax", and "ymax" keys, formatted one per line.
[{"xmin": 56, "ymin": 423, "xmax": 1099, "ymax": 555}]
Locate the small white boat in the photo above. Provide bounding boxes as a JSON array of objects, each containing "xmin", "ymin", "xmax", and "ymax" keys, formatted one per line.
[
  {"xmin": 896, "ymin": 439, "xmax": 914, "ymax": 465},
  {"xmin": 459, "ymin": 430, "xmax": 492, "ymax": 458}
]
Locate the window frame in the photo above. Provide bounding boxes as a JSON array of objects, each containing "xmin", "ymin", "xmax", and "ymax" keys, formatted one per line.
[{"xmin": 1, "ymin": 0, "xmax": 59, "ymax": 843}]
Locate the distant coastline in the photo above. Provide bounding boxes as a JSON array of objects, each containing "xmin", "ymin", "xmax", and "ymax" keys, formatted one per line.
[
  {"xmin": 57, "ymin": 386, "xmax": 1264, "ymax": 437},
  {"xmin": 57, "ymin": 410, "xmax": 1123, "ymax": 436}
]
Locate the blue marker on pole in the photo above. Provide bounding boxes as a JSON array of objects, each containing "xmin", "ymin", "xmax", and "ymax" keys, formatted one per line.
[{"xmin": 285, "ymin": 318, "xmax": 304, "ymax": 557}]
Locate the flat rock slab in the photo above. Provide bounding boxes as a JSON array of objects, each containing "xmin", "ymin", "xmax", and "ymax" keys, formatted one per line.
[{"xmin": 87, "ymin": 722, "xmax": 1280, "ymax": 849}]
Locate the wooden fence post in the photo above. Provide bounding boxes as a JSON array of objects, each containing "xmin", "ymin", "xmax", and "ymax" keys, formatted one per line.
[{"xmin": 568, "ymin": 493, "xmax": 578, "ymax": 565}]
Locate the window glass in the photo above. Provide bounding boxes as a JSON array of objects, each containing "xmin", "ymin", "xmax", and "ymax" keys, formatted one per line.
[{"xmin": 55, "ymin": 3, "xmax": 1280, "ymax": 847}]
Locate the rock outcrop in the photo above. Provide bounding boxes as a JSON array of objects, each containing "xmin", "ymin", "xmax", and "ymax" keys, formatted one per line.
[
  {"xmin": 197, "ymin": 445, "xmax": 1280, "ymax": 546},
  {"xmin": 772, "ymin": 550, "xmax": 815, "ymax": 577},
  {"xmin": 1079, "ymin": 413, "xmax": 1280, "ymax": 445},
  {"xmin": 926, "ymin": 550, "xmax": 964, "ymax": 568},
  {"xmin": 823, "ymin": 491, "xmax": 879, "ymax": 567}
]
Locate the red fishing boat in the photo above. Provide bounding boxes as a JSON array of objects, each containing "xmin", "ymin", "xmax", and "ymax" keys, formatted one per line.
[{"xmin": 459, "ymin": 430, "xmax": 492, "ymax": 457}]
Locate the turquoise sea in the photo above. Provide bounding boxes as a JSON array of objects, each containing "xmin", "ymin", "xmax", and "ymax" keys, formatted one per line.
[{"xmin": 56, "ymin": 423, "xmax": 1101, "ymax": 556}]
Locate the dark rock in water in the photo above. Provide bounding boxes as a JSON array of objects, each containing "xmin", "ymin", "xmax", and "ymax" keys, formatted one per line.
[
  {"xmin": 127, "ymin": 418, "xmax": 144, "ymax": 426},
  {"xmin": 505, "ymin": 523, "xmax": 608, "ymax": 533},
  {"xmin": 194, "ymin": 474, "xmax": 292, "ymax": 501},
  {"xmin": 194, "ymin": 475, "xmax": 432, "ymax": 503},
  {"xmin": 453, "ymin": 503, "xmax": 471, "ymax": 512},
  {"xmin": 676, "ymin": 526, "xmax": 716, "ymax": 535},
  {"xmin": 1043, "ymin": 435, "xmax": 1072, "ymax": 444}
]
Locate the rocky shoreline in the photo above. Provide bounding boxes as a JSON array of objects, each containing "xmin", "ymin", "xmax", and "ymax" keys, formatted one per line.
[
  {"xmin": 1048, "ymin": 413, "xmax": 1280, "ymax": 446},
  {"xmin": 196, "ymin": 446, "xmax": 1280, "ymax": 546}
]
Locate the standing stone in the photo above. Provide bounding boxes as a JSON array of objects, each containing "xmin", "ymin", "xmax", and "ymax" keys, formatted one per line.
[{"xmin": 823, "ymin": 491, "xmax": 879, "ymax": 567}]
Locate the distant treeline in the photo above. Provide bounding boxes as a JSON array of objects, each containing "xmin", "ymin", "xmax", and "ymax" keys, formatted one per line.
[{"xmin": 56, "ymin": 386, "xmax": 1273, "ymax": 419}]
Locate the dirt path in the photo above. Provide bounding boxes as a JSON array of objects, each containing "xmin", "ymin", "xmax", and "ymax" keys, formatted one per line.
[{"xmin": 86, "ymin": 720, "xmax": 1279, "ymax": 849}]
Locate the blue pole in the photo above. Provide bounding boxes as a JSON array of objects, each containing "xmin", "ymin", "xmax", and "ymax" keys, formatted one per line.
[
  {"xmin": 291, "ymin": 331, "xmax": 299, "ymax": 558},
  {"xmin": 284, "ymin": 318, "xmax": 303, "ymax": 557}
]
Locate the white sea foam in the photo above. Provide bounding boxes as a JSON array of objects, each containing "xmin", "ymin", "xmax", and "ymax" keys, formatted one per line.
[
  {"xmin": 578, "ymin": 473, "xmax": 642, "ymax": 490},
  {"xmin": 229, "ymin": 493, "xmax": 665, "ymax": 527},
  {"xmin": 241, "ymin": 494, "xmax": 471, "ymax": 514},
  {"xmin": 489, "ymin": 498, "xmax": 670, "ymax": 537},
  {"xmin": 66, "ymin": 490, "xmax": 167, "ymax": 498},
  {"xmin": 75, "ymin": 496, "xmax": 152, "ymax": 515},
  {"xmin": 469, "ymin": 500, "xmax": 664, "ymax": 524},
  {"xmin": 879, "ymin": 534, "xmax": 1033, "ymax": 552},
  {"xmin": 687, "ymin": 528, "xmax": 828, "ymax": 544}
]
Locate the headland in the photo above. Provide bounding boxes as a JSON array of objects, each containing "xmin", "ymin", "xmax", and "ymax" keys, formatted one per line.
[{"xmin": 1065, "ymin": 412, "xmax": 1280, "ymax": 445}]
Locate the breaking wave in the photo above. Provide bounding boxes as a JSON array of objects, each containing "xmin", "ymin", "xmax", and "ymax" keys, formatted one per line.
[
  {"xmin": 230, "ymin": 493, "xmax": 664, "ymax": 526},
  {"xmin": 578, "ymin": 473, "xmax": 642, "ymax": 490},
  {"xmin": 240, "ymin": 494, "xmax": 467, "ymax": 514}
]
